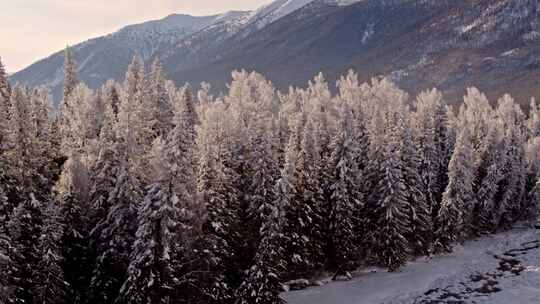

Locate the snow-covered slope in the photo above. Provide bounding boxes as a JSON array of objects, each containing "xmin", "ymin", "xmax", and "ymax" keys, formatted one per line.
[
  {"xmin": 245, "ymin": 0, "xmax": 364, "ymax": 30},
  {"xmin": 246, "ymin": 0, "xmax": 315, "ymax": 29},
  {"xmin": 284, "ymin": 226, "xmax": 540, "ymax": 304},
  {"xmin": 12, "ymin": 0, "xmax": 540, "ymax": 107}
]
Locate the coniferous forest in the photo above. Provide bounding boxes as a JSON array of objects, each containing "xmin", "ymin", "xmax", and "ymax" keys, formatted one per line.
[{"xmin": 1, "ymin": 49, "xmax": 540, "ymax": 304}]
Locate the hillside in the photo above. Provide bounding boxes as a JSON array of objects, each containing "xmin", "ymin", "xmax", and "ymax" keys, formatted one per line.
[{"xmin": 11, "ymin": 0, "xmax": 540, "ymax": 105}]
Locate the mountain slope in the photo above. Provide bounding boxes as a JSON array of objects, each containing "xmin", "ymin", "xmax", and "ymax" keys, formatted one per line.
[
  {"xmin": 11, "ymin": 0, "xmax": 540, "ymax": 106},
  {"xmin": 10, "ymin": 13, "xmax": 222, "ymax": 101},
  {"xmin": 169, "ymin": 0, "xmax": 540, "ymax": 104}
]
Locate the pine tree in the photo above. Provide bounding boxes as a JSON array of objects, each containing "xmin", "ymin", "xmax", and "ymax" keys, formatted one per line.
[
  {"xmin": 146, "ymin": 57, "xmax": 173, "ymax": 139},
  {"xmin": 243, "ymin": 117, "xmax": 280, "ymax": 265},
  {"xmin": 63, "ymin": 47, "xmax": 78, "ymax": 101},
  {"xmin": 197, "ymin": 128, "xmax": 238, "ymax": 302},
  {"xmin": 374, "ymin": 112, "xmax": 411, "ymax": 271},
  {"xmin": 288, "ymin": 116, "xmax": 325, "ymax": 274},
  {"xmin": 89, "ymin": 153, "xmax": 141, "ymax": 304},
  {"xmin": 474, "ymin": 122, "xmax": 504, "ymax": 234},
  {"xmin": 118, "ymin": 54, "xmax": 149, "ymax": 184},
  {"xmin": 326, "ymin": 103, "xmax": 362, "ymax": 272},
  {"xmin": 117, "ymin": 138, "xmax": 178, "ymax": 304},
  {"xmin": 0, "ymin": 57, "xmax": 11, "ymax": 151},
  {"xmin": 495, "ymin": 95, "xmax": 528, "ymax": 227},
  {"xmin": 8, "ymin": 194, "xmax": 46, "ymax": 304},
  {"xmin": 434, "ymin": 126, "xmax": 476, "ymax": 253},
  {"xmin": 34, "ymin": 200, "xmax": 67, "ymax": 304},
  {"xmin": 57, "ymin": 155, "xmax": 92, "ymax": 304},
  {"xmin": 88, "ymin": 101, "xmax": 120, "ymax": 226},
  {"xmin": 0, "ymin": 56, "xmax": 11, "ymax": 102},
  {"xmin": 528, "ymin": 99, "xmax": 540, "ymax": 138},
  {"xmin": 402, "ymin": 114, "xmax": 432, "ymax": 256},
  {"xmin": 166, "ymin": 85, "xmax": 211, "ymax": 303},
  {"xmin": 0, "ymin": 173, "xmax": 16, "ymax": 303},
  {"xmin": 235, "ymin": 163, "xmax": 289, "ymax": 304},
  {"xmin": 8, "ymin": 86, "xmax": 33, "ymax": 187}
]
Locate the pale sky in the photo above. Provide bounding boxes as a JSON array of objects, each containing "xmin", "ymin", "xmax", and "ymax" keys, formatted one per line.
[{"xmin": 0, "ymin": 0, "xmax": 271, "ymax": 73}]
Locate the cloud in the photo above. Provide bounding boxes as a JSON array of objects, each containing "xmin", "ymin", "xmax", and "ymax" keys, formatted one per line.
[{"xmin": 0, "ymin": 0, "xmax": 270, "ymax": 73}]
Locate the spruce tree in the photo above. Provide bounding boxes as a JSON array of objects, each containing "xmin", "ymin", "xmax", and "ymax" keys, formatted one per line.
[
  {"xmin": 197, "ymin": 138, "xmax": 238, "ymax": 302},
  {"xmin": 402, "ymin": 115, "xmax": 432, "ymax": 256},
  {"xmin": 374, "ymin": 113, "xmax": 411, "ymax": 271},
  {"xmin": 34, "ymin": 200, "xmax": 67, "ymax": 304},
  {"xmin": 474, "ymin": 123, "xmax": 504, "ymax": 234},
  {"xmin": 0, "ymin": 56, "xmax": 11, "ymax": 101},
  {"xmin": 289, "ymin": 117, "xmax": 325, "ymax": 273},
  {"xmin": 326, "ymin": 103, "xmax": 362, "ymax": 272},
  {"xmin": 146, "ymin": 57, "xmax": 173, "ymax": 139},
  {"xmin": 117, "ymin": 139, "xmax": 178, "ymax": 304},
  {"xmin": 8, "ymin": 194, "xmax": 46, "ymax": 304},
  {"xmin": 0, "ymin": 175, "xmax": 15, "ymax": 303},
  {"xmin": 57, "ymin": 156, "xmax": 92, "ymax": 304},
  {"xmin": 89, "ymin": 154, "xmax": 141, "ymax": 304},
  {"xmin": 495, "ymin": 95, "xmax": 528, "ymax": 226},
  {"xmin": 434, "ymin": 126, "xmax": 475, "ymax": 253},
  {"xmin": 235, "ymin": 162, "xmax": 289, "ymax": 304}
]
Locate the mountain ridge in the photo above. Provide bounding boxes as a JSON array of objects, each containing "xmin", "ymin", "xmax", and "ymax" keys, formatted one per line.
[{"xmin": 10, "ymin": 0, "xmax": 540, "ymax": 106}]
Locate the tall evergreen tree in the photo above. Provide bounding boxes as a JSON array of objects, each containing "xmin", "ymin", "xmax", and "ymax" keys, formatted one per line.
[
  {"xmin": 0, "ymin": 56, "xmax": 12, "ymax": 101},
  {"xmin": 117, "ymin": 138, "xmax": 179, "ymax": 304},
  {"xmin": 374, "ymin": 112, "xmax": 411, "ymax": 271},
  {"xmin": 326, "ymin": 103, "xmax": 362, "ymax": 272},
  {"xmin": 34, "ymin": 200, "xmax": 67, "ymax": 304},
  {"xmin": 8, "ymin": 194, "xmax": 46, "ymax": 304},
  {"xmin": 289, "ymin": 116, "xmax": 325, "ymax": 273},
  {"xmin": 434, "ymin": 126, "xmax": 476, "ymax": 253},
  {"xmin": 474, "ymin": 122, "xmax": 504, "ymax": 234},
  {"xmin": 89, "ymin": 147, "xmax": 141, "ymax": 304},
  {"xmin": 235, "ymin": 155, "xmax": 290, "ymax": 304},
  {"xmin": 56, "ymin": 155, "xmax": 92, "ymax": 304},
  {"xmin": 402, "ymin": 113, "xmax": 432, "ymax": 256},
  {"xmin": 0, "ymin": 172, "xmax": 15, "ymax": 303},
  {"xmin": 495, "ymin": 95, "xmax": 528, "ymax": 227}
]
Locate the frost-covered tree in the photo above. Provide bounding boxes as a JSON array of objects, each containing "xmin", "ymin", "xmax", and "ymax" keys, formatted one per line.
[
  {"xmin": 402, "ymin": 112, "xmax": 432, "ymax": 256},
  {"xmin": 145, "ymin": 57, "xmax": 173, "ymax": 139},
  {"xmin": 88, "ymin": 100, "xmax": 120, "ymax": 225},
  {"xmin": 326, "ymin": 102, "xmax": 363, "ymax": 272},
  {"xmin": 235, "ymin": 161, "xmax": 289, "ymax": 304},
  {"xmin": 117, "ymin": 54, "xmax": 149, "ymax": 184},
  {"xmin": 0, "ymin": 57, "xmax": 11, "ymax": 149},
  {"xmin": 0, "ymin": 56, "xmax": 11, "ymax": 101},
  {"xmin": 495, "ymin": 95, "xmax": 528, "ymax": 227},
  {"xmin": 287, "ymin": 115, "xmax": 325, "ymax": 274},
  {"xmin": 528, "ymin": 99, "xmax": 540, "ymax": 138},
  {"xmin": 58, "ymin": 47, "xmax": 80, "ymax": 155},
  {"xmin": 34, "ymin": 200, "xmax": 67, "ymax": 304},
  {"xmin": 63, "ymin": 47, "xmax": 78, "ymax": 101},
  {"xmin": 89, "ymin": 148, "xmax": 141, "ymax": 304},
  {"xmin": 56, "ymin": 155, "xmax": 92, "ymax": 304},
  {"xmin": 434, "ymin": 125, "xmax": 475, "ymax": 253},
  {"xmin": 117, "ymin": 138, "xmax": 179, "ymax": 304},
  {"xmin": 8, "ymin": 86, "xmax": 33, "ymax": 185},
  {"xmin": 473, "ymin": 121, "xmax": 504, "ymax": 234},
  {"xmin": 8, "ymin": 194, "xmax": 46, "ymax": 304},
  {"xmin": 196, "ymin": 101, "xmax": 239, "ymax": 302},
  {"xmin": 412, "ymin": 89, "xmax": 449, "ymax": 220},
  {"xmin": 0, "ymin": 171, "xmax": 16, "ymax": 303},
  {"xmin": 373, "ymin": 112, "xmax": 411, "ymax": 271}
]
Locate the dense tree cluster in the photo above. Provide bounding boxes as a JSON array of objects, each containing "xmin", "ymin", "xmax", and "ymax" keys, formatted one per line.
[{"xmin": 0, "ymin": 51, "xmax": 539, "ymax": 304}]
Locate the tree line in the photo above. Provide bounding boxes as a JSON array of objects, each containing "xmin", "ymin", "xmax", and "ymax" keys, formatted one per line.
[{"xmin": 0, "ymin": 50, "xmax": 539, "ymax": 304}]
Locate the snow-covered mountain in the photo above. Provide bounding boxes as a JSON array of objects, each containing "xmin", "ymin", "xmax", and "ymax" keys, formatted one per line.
[{"xmin": 11, "ymin": 0, "xmax": 540, "ymax": 106}]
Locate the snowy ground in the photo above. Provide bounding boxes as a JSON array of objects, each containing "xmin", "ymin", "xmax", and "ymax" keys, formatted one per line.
[{"xmin": 283, "ymin": 226, "xmax": 540, "ymax": 304}]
